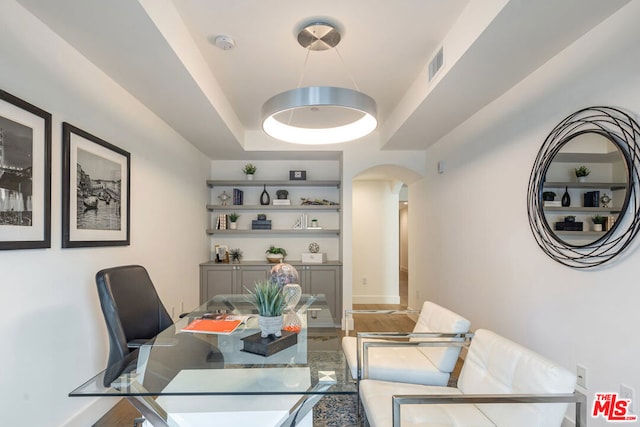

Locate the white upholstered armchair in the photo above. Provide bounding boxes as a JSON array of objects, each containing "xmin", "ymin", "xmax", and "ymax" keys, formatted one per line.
[
  {"xmin": 342, "ymin": 301, "xmax": 471, "ymax": 386},
  {"xmin": 359, "ymin": 329, "xmax": 587, "ymax": 427}
]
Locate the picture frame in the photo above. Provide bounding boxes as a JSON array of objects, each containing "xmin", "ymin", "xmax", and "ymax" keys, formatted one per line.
[
  {"xmin": 62, "ymin": 122, "xmax": 130, "ymax": 248},
  {"xmin": 0, "ymin": 89, "xmax": 51, "ymax": 250},
  {"xmin": 289, "ymin": 170, "xmax": 306, "ymax": 181}
]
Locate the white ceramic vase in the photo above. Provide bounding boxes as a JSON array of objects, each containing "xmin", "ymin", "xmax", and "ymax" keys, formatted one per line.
[
  {"xmin": 258, "ymin": 315, "xmax": 283, "ymax": 338},
  {"xmin": 267, "ymin": 254, "xmax": 284, "ymax": 263}
]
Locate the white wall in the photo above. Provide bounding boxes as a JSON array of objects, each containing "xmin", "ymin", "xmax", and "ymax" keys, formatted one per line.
[
  {"xmin": 352, "ymin": 180, "xmax": 400, "ymax": 304},
  {"xmin": 399, "ymin": 204, "xmax": 409, "ymax": 273},
  {"xmin": 411, "ymin": 2, "xmax": 640, "ymax": 425},
  {"xmin": 0, "ymin": 2, "xmax": 210, "ymax": 426}
]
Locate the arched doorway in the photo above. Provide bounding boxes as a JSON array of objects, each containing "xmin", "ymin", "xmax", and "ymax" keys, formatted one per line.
[{"xmin": 351, "ymin": 165, "xmax": 420, "ymax": 308}]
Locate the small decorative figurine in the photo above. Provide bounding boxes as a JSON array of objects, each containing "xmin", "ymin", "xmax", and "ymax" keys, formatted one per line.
[{"xmin": 218, "ymin": 190, "xmax": 231, "ymax": 205}]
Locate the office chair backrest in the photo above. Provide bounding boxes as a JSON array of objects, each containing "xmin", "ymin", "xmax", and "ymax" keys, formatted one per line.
[{"xmin": 96, "ymin": 265, "xmax": 173, "ymax": 368}]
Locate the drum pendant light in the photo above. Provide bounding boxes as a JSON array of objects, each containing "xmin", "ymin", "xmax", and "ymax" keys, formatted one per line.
[{"xmin": 261, "ymin": 22, "xmax": 377, "ymax": 145}]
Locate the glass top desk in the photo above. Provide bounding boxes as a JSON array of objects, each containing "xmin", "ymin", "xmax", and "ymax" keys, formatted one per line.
[{"xmin": 70, "ymin": 294, "xmax": 355, "ymax": 427}]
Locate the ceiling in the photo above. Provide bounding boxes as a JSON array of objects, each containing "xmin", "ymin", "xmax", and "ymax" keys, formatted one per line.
[{"xmin": 17, "ymin": 0, "xmax": 630, "ymax": 160}]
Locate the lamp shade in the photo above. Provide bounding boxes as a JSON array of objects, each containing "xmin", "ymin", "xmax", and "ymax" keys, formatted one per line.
[{"xmin": 261, "ymin": 86, "xmax": 377, "ymax": 145}]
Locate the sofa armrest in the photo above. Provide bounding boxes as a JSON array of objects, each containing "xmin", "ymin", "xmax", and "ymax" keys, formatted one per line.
[
  {"xmin": 358, "ymin": 332, "xmax": 473, "ymax": 380},
  {"xmin": 391, "ymin": 391, "xmax": 587, "ymax": 427}
]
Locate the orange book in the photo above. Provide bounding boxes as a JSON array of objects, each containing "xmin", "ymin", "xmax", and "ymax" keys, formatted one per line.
[{"xmin": 181, "ymin": 318, "xmax": 243, "ymax": 335}]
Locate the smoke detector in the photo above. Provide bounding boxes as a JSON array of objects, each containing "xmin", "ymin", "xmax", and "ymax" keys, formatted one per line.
[{"xmin": 214, "ymin": 35, "xmax": 235, "ymax": 50}]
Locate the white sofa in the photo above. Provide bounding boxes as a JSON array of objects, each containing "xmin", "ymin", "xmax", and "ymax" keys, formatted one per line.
[
  {"xmin": 342, "ymin": 301, "xmax": 471, "ymax": 386},
  {"xmin": 360, "ymin": 329, "xmax": 586, "ymax": 427}
]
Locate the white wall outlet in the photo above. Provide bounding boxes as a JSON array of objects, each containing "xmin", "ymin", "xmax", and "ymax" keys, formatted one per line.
[
  {"xmin": 576, "ymin": 364, "xmax": 587, "ymax": 389},
  {"xmin": 621, "ymin": 384, "xmax": 635, "ymax": 413}
]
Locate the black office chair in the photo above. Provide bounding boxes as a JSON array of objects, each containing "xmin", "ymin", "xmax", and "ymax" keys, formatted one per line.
[{"xmin": 96, "ymin": 265, "xmax": 224, "ymax": 390}]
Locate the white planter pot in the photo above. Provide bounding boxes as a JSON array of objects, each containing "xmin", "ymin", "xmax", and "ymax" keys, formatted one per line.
[
  {"xmin": 246, "ymin": 174, "xmax": 254, "ymax": 180},
  {"xmin": 229, "ymin": 222, "xmax": 237, "ymax": 229},
  {"xmin": 258, "ymin": 315, "xmax": 283, "ymax": 338},
  {"xmin": 266, "ymin": 254, "xmax": 284, "ymax": 263},
  {"xmin": 593, "ymin": 224, "xmax": 603, "ymax": 232}
]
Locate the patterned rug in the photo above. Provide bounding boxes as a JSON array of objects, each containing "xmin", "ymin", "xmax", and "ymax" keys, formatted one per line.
[
  {"xmin": 313, "ymin": 369, "xmax": 460, "ymax": 426},
  {"xmin": 313, "ymin": 394, "xmax": 359, "ymax": 427}
]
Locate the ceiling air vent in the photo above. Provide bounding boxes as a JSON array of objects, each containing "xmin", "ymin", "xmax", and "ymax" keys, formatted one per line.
[{"xmin": 428, "ymin": 47, "xmax": 444, "ymax": 82}]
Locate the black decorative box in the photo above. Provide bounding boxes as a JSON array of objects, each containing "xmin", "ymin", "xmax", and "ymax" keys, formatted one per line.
[
  {"xmin": 251, "ymin": 219, "xmax": 272, "ymax": 230},
  {"xmin": 289, "ymin": 170, "xmax": 306, "ymax": 181},
  {"xmin": 555, "ymin": 221, "xmax": 583, "ymax": 231},
  {"xmin": 241, "ymin": 330, "xmax": 297, "ymax": 356}
]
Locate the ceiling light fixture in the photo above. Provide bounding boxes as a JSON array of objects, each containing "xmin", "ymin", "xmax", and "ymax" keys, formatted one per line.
[{"xmin": 261, "ymin": 22, "xmax": 377, "ymax": 145}]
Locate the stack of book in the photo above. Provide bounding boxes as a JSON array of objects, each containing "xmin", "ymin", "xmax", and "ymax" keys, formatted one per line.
[
  {"xmin": 273, "ymin": 199, "xmax": 291, "ymax": 205},
  {"xmin": 544, "ymin": 200, "xmax": 562, "ymax": 207},
  {"xmin": 583, "ymin": 191, "xmax": 600, "ymax": 207},
  {"xmin": 607, "ymin": 216, "xmax": 616, "ymax": 231},
  {"xmin": 233, "ymin": 188, "xmax": 244, "ymax": 205},
  {"xmin": 216, "ymin": 214, "xmax": 227, "ymax": 230},
  {"xmin": 251, "ymin": 219, "xmax": 272, "ymax": 230}
]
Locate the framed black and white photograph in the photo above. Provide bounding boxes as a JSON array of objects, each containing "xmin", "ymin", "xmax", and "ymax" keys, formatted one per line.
[
  {"xmin": 62, "ymin": 122, "xmax": 130, "ymax": 248},
  {"xmin": 0, "ymin": 89, "xmax": 51, "ymax": 250}
]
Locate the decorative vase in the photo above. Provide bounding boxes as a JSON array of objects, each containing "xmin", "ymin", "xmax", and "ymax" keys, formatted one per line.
[
  {"xmin": 246, "ymin": 174, "xmax": 254, "ymax": 181},
  {"xmin": 283, "ymin": 311, "xmax": 302, "ymax": 333},
  {"xmin": 266, "ymin": 253, "xmax": 284, "ymax": 263},
  {"xmin": 282, "ymin": 283, "xmax": 302, "ymax": 311},
  {"xmin": 260, "ymin": 185, "xmax": 270, "ymax": 205},
  {"xmin": 258, "ymin": 315, "xmax": 283, "ymax": 338},
  {"xmin": 229, "ymin": 222, "xmax": 237, "ymax": 230},
  {"xmin": 561, "ymin": 186, "xmax": 571, "ymax": 207}
]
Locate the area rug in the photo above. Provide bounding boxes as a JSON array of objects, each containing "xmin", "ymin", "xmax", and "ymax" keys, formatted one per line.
[
  {"xmin": 313, "ymin": 394, "xmax": 359, "ymax": 427},
  {"xmin": 312, "ymin": 369, "xmax": 460, "ymax": 426}
]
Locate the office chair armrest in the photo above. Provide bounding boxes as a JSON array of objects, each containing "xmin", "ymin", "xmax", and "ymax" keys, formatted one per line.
[
  {"xmin": 127, "ymin": 337, "xmax": 179, "ymax": 349},
  {"xmin": 391, "ymin": 391, "xmax": 587, "ymax": 427}
]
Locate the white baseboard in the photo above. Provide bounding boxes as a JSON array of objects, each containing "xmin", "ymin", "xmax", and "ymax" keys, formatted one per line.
[
  {"xmin": 352, "ymin": 295, "xmax": 401, "ymax": 304},
  {"xmin": 62, "ymin": 397, "xmax": 121, "ymax": 427}
]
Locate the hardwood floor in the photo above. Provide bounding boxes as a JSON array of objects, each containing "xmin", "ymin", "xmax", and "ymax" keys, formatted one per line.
[{"xmin": 93, "ymin": 271, "xmax": 415, "ymax": 426}]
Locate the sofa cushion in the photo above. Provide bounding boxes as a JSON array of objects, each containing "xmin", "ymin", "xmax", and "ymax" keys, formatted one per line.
[
  {"xmin": 458, "ymin": 329, "xmax": 577, "ymax": 426},
  {"xmin": 412, "ymin": 301, "xmax": 471, "ymax": 372},
  {"xmin": 342, "ymin": 336, "xmax": 450, "ymax": 385},
  {"xmin": 360, "ymin": 379, "xmax": 495, "ymax": 427}
]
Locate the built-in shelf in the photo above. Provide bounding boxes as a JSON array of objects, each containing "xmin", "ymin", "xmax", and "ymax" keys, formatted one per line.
[
  {"xmin": 543, "ymin": 181, "xmax": 627, "ymax": 190},
  {"xmin": 206, "ymin": 228, "xmax": 340, "ymax": 236},
  {"xmin": 554, "ymin": 230, "xmax": 607, "ymax": 237},
  {"xmin": 207, "ymin": 180, "xmax": 340, "ymax": 188},
  {"xmin": 206, "ymin": 204, "xmax": 339, "ymax": 212},
  {"xmin": 543, "ymin": 206, "xmax": 621, "ymax": 213}
]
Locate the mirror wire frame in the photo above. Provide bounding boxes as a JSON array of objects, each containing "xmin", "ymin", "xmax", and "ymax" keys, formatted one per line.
[{"xmin": 527, "ymin": 106, "xmax": 640, "ymax": 268}]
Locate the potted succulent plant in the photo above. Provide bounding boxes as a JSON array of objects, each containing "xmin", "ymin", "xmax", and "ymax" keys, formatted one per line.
[
  {"xmin": 575, "ymin": 165, "xmax": 590, "ymax": 182},
  {"xmin": 242, "ymin": 163, "xmax": 257, "ymax": 180},
  {"xmin": 228, "ymin": 212, "xmax": 240, "ymax": 229},
  {"xmin": 246, "ymin": 281, "xmax": 286, "ymax": 337},
  {"xmin": 592, "ymin": 215, "xmax": 606, "ymax": 232},
  {"xmin": 229, "ymin": 248, "xmax": 243, "ymax": 263},
  {"xmin": 265, "ymin": 245, "xmax": 287, "ymax": 263}
]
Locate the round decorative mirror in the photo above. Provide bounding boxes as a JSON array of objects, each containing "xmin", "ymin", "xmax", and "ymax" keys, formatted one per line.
[{"xmin": 527, "ymin": 107, "xmax": 640, "ymax": 268}]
